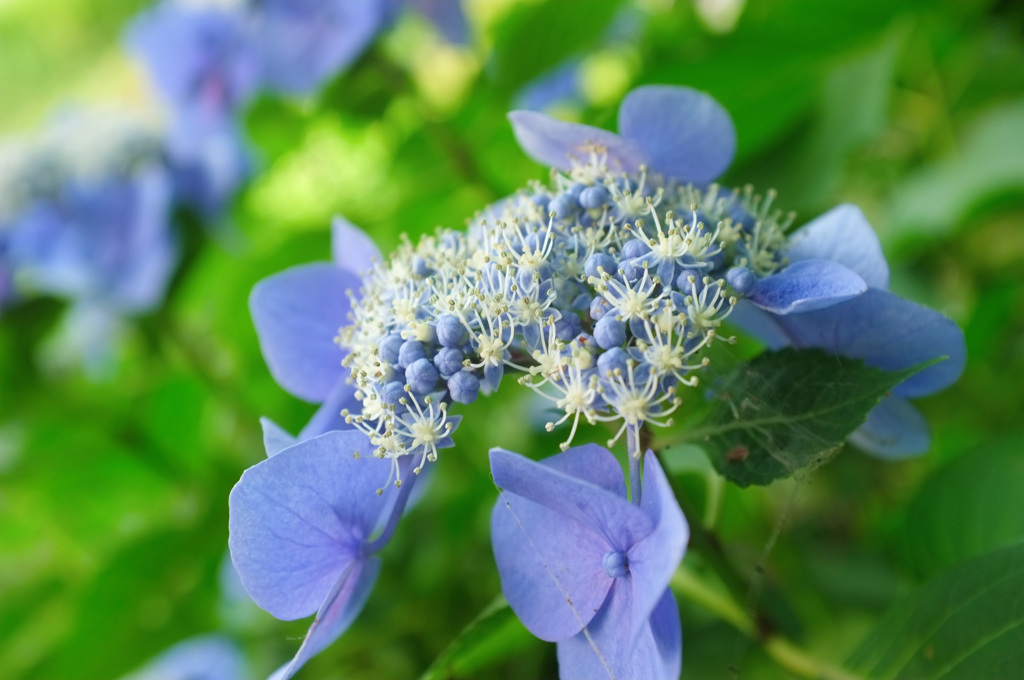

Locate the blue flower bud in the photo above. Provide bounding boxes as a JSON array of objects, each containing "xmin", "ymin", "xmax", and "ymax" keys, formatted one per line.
[
  {"xmin": 405, "ymin": 358, "xmax": 439, "ymax": 394},
  {"xmin": 621, "ymin": 238, "xmax": 650, "ymax": 260},
  {"xmin": 549, "ymin": 193, "xmax": 577, "ymax": 219},
  {"xmin": 726, "ymin": 266, "xmax": 756, "ymax": 296},
  {"xmin": 436, "ymin": 313, "xmax": 466, "ymax": 348},
  {"xmin": 554, "ymin": 313, "xmax": 582, "ymax": 342},
  {"xmin": 434, "ymin": 346, "xmax": 465, "ymax": 378},
  {"xmin": 398, "ymin": 339, "xmax": 427, "ymax": 368},
  {"xmin": 448, "ymin": 370, "xmax": 480, "ymax": 404},
  {"xmin": 382, "ymin": 380, "xmax": 406, "ymax": 406},
  {"xmin": 590, "ymin": 295, "xmax": 611, "ymax": 321},
  {"xmin": 567, "ymin": 182, "xmax": 586, "ymax": 199},
  {"xmin": 675, "ymin": 268, "xmax": 704, "ymax": 293},
  {"xmin": 602, "ymin": 550, "xmax": 629, "ymax": 578},
  {"xmin": 412, "ymin": 256, "xmax": 432, "ymax": 277},
  {"xmin": 378, "ymin": 332, "xmax": 404, "ymax": 364},
  {"xmin": 584, "ymin": 253, "xmax": 616, "ymax": 279},
  {"xmin": 597, "ymin": 347, "xmax": 630, "ymax": 377},
  {"xmin": 594, "ymin": 314, "xmax": 627, "ymax": 349},
  {"xmin": 579, "ymin": 185, "xmax": 610, "ymax": 209}
]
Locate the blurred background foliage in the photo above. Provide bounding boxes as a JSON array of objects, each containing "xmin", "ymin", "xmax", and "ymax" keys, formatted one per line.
[{"xmin": 0, "ymin": 0, "xmax": 1022, "ymax": 678}]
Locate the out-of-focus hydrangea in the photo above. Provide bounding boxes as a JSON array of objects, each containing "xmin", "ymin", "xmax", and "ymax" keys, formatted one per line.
[
  {"xmin": 0, "ymin": 109, "xmax": 177, "ymax": 371},
  {"xmin": 127, "ymin": 0, "xmax": 468, "ymax": 215},
  {"xmin": 119, "ymin": 634, "xmax": 248, "ymax": 680}
]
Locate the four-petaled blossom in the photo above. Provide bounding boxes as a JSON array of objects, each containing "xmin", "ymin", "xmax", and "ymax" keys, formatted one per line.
[
  {"xmin": 726, "ymin": 204, "xmax": 966, "ymax": 458},
  {"xmin": 491, "ymin": 445, "xmax": 688, "ymax": 680},
  {"xmin": 249, "ymin": 217, "xmax": 380, "ymax": 439},
  {"xmin": 229, "ymin": 429, "xmax": 412, "ymax": 680},
  {"xmin": 509, "ymin": 84, "xmax": 736, "ymax": 184}
]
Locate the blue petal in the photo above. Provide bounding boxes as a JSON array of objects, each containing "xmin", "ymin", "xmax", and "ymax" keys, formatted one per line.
[
  {"xmin": 779, "ymin": 288, "xmax": 966, "ymax": 398},
  {"xmin": 556, "ymin": 582, "xmax": 681, "ymax": 680},
  {"xmin": 848, "ymin": 397, "xmax": 931, "ymax": 460},
  {"xmin": 298, "ymin": 378, "xmax": 362, "ymax": 440},
  {"xmin": 617, "ymin": 85, "xmax": 736, "ymax": 184},
  {"xmin": 122, "ymin": 634, "xmax": 247, "ymax": 680},
  {"xmin": 786, "ymin": 204, "xmax": 890, "ymax": 290},
  {"xmin": 228, "ymin": 430, "xmax": 392, "ymax": 620},
  {"xmin": 260, "ymin": 416, "xmax": 297, "ymax": 457},
  {"xmin": 626, "ymin": 453, "xmax": 688, "ymax": 645},
  {"xmin": 491, "ymin": 483, "xmax": 612, "ymax": 641},
  {"xmin": 490, "ymin": 447, "xmax": 653, "ymax": 551},
  {"xmin": 255, "ymin": 0, "xmax": 385, "ymax": 95},
  {"xmin": 273, "ymin": 557, "xmax": 382, "ymax": 680},
  {"xmin": 249, "ymin": 262, "xmax": 359, "ymax": 402},
  {"xmin": 507, "ymin": 111, "xmax": 647, "ymax": 173},
  {"xmin": 747, "ymin": 259, "xmax": 867, "ymax": 314},
  {"xmin": 331, "ymin": 215, "xmax": 380, "ymax": 277},
  {"xmin": 406, "ymin": 0, "xmax": 469, "ymax": 44},
  {"xmin": 725, "ymin": 299, "xmax": 792, "ymax": 350}
]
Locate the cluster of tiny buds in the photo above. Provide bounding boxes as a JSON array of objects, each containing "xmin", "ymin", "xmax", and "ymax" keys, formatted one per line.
[{"xmin": 338, "ymin": 153, "xmax": 793, "ymax": 480}]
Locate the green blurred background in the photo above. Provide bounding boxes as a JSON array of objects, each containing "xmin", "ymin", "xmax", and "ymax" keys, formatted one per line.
[{"xmin": 1, "ymin": 0, "xmax": 1021, "ymax": 678}]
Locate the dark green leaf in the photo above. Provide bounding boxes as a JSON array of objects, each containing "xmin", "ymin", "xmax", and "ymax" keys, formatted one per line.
[
  {"xmin": 488, "ymin": 0, "xmax": 623, "ymax": 93},
  {"xmin": 847, "ymin": 544, "xmax": 1024, "ymax": 680},
  {"xmin": 905, "ymin": 435, "xmax": 1024, "ymax": 578},
  {"xmin": 695, "ymin": 348, "xmax": 925, "ymax": 486}
]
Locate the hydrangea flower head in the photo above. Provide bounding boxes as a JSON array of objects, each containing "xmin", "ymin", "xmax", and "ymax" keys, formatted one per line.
[
  {"xmin": 337, "ymin": 86, "xmax": 868, "ymax": 485},
  {"xmin": 490, "ymin": 445, "xmax": 688, "ymax": 679}
]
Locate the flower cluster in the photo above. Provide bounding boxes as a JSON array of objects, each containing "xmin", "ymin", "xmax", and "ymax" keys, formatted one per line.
[{"xmin": 230, "ymin": 84, "xmax": 966, "ymax": 679}]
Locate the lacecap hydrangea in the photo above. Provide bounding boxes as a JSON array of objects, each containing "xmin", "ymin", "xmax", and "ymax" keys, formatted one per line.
[{"xmin": 231, "ymin": 85, "xmax": 964, "ymax": 678}]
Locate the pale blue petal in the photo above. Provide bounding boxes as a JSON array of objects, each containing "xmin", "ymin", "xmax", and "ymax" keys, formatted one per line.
[
  {"xmin": 848, "ymin": 397, "xmax": 931, "ymax": 460},
  {"xmin": 556, "ymin": 582, "xmax": 681, "ymax": 680},
  {"xmin": 507, "ymin": 111, "xmax": 648, "ymax": 173},
  {"xmin": 249, "ymin": 262, "xmax": 359, "ymax": 402},
  {"xmin": 617, "ymin": 85, "xmax": 736, "ymax": 183},
  {"xmin": 726, "ymin": 299, "xmax": 792, "ymax": 350},
  {"xmin": 491, "ymin": 485, "xmax": 612, "ymax": 641},
  {"xmin": 275, "ymin": 558, "xmax": 381, "ymax": 680},
  {"xmin": 626, "ymin": 453, "xmax": 688, "ymax": 645},
  {"xmin": 780, "ymin": 288, "xmax": 966, "ymax": 398},
  {"xmin": 298, "ymin": 378, "xmax": 362, "ymax": 440},
  {"xmin": 120, "ymin": 634, "xmax": 247, "ymax": 680},
  {"xmin": 260, "ymin": 416, "xmax": 297, "ymax": 457},
  {"xmin": 331, "ymin": 215, "xmax": 380, "ymax": 277},
  {"xmin": 747, "ymin": 259, "xmax": 867, "ymax": 314},
  {"xmin": 228, "ymin": 430, "xmax": 391, "ymax": 620},
  {"xmin": 490, "ymin": 447, "xmax": 653, "ymax": 550},
  {"xmin": 786, "ymin": 204, "xmax": 890, "ymax": 290}
]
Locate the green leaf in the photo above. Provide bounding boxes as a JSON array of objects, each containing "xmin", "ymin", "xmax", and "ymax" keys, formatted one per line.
[
  {"xmin": 905, "ymin": 435, "xmax": 1024, "ymax": 579},
  {"xmin": 418, "ymin": 597, "xmax": 538, "ymax": 680},
  {"xmin": 488, "ymin": 0, "xmax": 623, "ymax": 94},
  {"xmin": 694, "ymin": 348, "xmax": 925, "ymax": 486},
  {"xmin": 847, "ymin": 544, "xmax": 1024, "ymax": 680}
]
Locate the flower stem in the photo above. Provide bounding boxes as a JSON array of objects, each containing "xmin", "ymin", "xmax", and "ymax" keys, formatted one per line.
[
  {"xmin": 671, "ymin": 566, "xmax": 866, "ymax": 680},
  {"xmin": 626, "ymin": 423, "xmax": 643, "ymax": 505}
]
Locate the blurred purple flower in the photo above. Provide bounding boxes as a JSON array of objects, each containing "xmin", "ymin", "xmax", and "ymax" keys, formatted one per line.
[
  {"xmin": 128, "ymin": 2, "xmax": 261, "ymax": 128},
  {"xmin": 250, "ymin": 216, "xmax": 379, "ymax": 438},
  {"xmin": 253, "ymin": 0, "xmax": 387, "ymax": 96},
  {"xmin": 229, "ymin": 430, "xmax": 414, "ymax": 680},
  {"xmin": 509, "ymin": 84, "xmax": 736, "ymax": 184},
  {"xmin": 120, "ymin": 634, "xmax": 247, "ymax": 680},
  {"xmin": 490, "ymin": 445, "xmax": 688, "ymax": 680},
  {"xmin": 726, "ymin": 205, "xmax": 966, "ymax": 459}
]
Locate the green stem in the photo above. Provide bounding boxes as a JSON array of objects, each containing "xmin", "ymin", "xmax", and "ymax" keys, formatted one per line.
[{"xmin": 671, "ymin": 566, "xmax": 867, "ymax": 680}]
